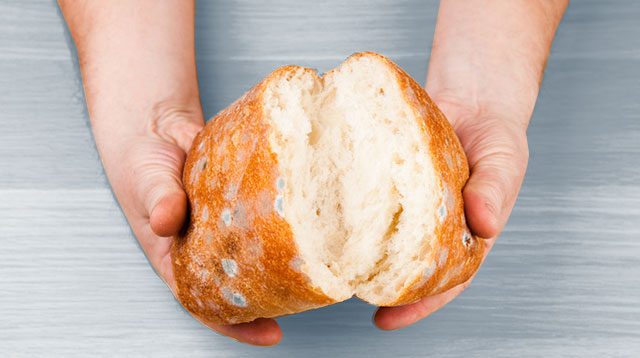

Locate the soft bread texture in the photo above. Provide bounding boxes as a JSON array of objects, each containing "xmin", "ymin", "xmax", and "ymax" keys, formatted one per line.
[{"xmin": 172, "ymin": 52, "xmax": 484, "ymax": 325}]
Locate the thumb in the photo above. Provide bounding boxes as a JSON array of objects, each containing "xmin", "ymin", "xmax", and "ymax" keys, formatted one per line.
[
  {"xmin": 141, "ymin": 113, "xmax": 204, "ymax": 238},
  {"xmin": 457, "ymin": 119, "xmax": 529, "ymax": 239}
]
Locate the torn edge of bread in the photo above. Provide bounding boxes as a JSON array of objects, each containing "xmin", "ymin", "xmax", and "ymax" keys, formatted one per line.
[{"xmin": 264, "ymin": 55, "xmax": 440, "ymax": 305}]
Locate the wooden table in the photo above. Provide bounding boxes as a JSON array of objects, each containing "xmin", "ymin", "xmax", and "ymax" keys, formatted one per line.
[{"xmin": 1, "ymin": 1, "xmax": 639, "ymax": 356}]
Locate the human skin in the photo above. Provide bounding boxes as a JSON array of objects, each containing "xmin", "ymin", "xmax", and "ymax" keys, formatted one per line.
[
  {"xmin": 373, "ymin": 0, "xmax": 569, "ymax": 329},
  {"xmin": 58, "ymin": 0, "xmax": 568, "ymax": 346}
]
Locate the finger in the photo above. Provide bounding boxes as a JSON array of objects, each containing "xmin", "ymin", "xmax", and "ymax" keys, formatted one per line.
[
  {"xmin": 126, "ymin": 139, "xmax": 189, "ymax": 238},
  {"xmin": 457, "ymin": 120, "xmax": 529, "ymax": 238},
  {"xmin": 374, "ymin": 238, "xmax": 496, "ymax": 330},
  {"xmin": 150, "ymin": 190, "xmax": 187, "ymax": 237},
  {"xmin": 133, "ymin": 116, "xmax": 203, "ymax": 237},
  {"xmin": 144, "ymin": 107, "xmax": 204, "ymax": 236},
  {"xmin": 374, "ymin": 281, "xmax": 470, "ymax": 330},
  {"xmin": 431, "ymin": 99, "xmax": 529, "ymax": 238},
  {"xmin": 143, "ymin": 113, "xmax": 284, "ymax": 347},
  {"xmin": 144, "ymin": 108, "xmax": 283, "ymax": 346},
  {"xmin": 162, "ymin": 118, "xmax": 203, "ymax": 154},
  {"xmin": 149, "ymin": 102, "xmax": 205, "ymax": 154},
  {"xmin": 208, "ymin": 318, "xmax": 283, "ymax": 346}
]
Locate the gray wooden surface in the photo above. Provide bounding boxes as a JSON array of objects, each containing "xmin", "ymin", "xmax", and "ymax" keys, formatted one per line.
[{"xmin": 1, "ymin": 0, "xmax": 639, "ymax": 356}]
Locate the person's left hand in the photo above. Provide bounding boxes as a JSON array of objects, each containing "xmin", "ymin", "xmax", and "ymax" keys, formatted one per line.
[
  {"xmin": 371, "ymin": 0, "xmax": 570, "ymax": 328},
  {"xmin": 373, "ymin": 98, "xmax": 529, "ymax": 329}
]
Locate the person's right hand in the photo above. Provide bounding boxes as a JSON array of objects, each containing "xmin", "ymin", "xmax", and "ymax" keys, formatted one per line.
[
  {"xmin": 58, "ymin": 0, "xmax": 282, "ymax": 346},
  {"xmin": 374, "ymin": 95, "xmax": 529, "ymax": 329},
  {"xmin": 108, "ymin": 99, "xmax": 283, "ymax": 346}
]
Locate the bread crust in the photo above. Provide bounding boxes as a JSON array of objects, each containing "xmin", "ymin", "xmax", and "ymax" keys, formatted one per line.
[
  {"xmin": 171, "ymin": 53, "xmax": 484, "ymax": 325},
  {"xmin": 172, "ymin": 66, "xmax": 338, "ymax": 325}
]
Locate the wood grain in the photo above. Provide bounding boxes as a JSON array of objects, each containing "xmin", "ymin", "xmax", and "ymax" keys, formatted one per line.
[{"xmin": 1, "ymin": 0, "xmax": 639, "ymax": 356}]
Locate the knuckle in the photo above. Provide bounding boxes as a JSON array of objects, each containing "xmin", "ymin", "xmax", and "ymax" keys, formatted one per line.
[{"xmin": 147, "ymin": 98, "xmax": 203, "ymax": 141}]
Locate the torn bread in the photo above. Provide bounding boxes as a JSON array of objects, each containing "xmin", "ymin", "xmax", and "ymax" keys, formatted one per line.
[{"xmin": 172, "ymin": 52, "xmax": 484, "ymax": 325}]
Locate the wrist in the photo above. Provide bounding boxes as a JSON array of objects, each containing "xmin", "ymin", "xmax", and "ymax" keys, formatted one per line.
[
  {"xmin": 78, "ymin": 42, "xmax": 201, "ymax": 140},
  {"xmin": 426, "ymin": 39, "xmax": 541, "ymax": 132},
  {"xmin": 426, "ymin": 83, "xmax": 535, "ymax": 137},
  {"xmin": 426, "ymin": 0, "xmax": 569, "ymax": 132},
  {"xmin": 60, "ymin": 0, "xmax": 201, "ymax": 140}
]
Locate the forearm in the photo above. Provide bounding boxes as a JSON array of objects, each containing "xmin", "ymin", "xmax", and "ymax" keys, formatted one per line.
[
  {"xmin": 58, "ymin": 0, "xmax": 201, "ymax": 144},
  {"xmin": 59, "ymin": 0, "xmax": 203, "ymax": 230},
  {"xmin": 426, "ymin": 0, "xmax": 569, "ymax": 127}
]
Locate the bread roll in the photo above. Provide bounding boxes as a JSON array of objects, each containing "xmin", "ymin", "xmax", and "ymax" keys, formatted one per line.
[{"xmin": 172, "ymin": 52, "xmax": 484, "ymax": 325}]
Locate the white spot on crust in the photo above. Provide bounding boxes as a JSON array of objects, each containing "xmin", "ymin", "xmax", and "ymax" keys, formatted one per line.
[
  {"xmin": 412, "ymin": 260, "xmax": 435, "ymax": 290},
  {"xmin": 224, "ymin": 183, "xmax": 239, "ymax": 200},
  {"xmin": 205, "ymin": 232, "xmax": 214, "ymax": 245},
  {"xmin": 290, "ymin": 256, "xmax": 304, "ymax": 272},
  {"xmin": 191, "ymin": 253, "xmax": 204, "ymax": 268},
  {"xmin": 276, "ymin": 177, "xmax": 285, "ymax": 192},
  {"xmin": 275, "ymin": 194, "xmax": 284, "ymax": 217},
  {"xmin": 236, "ymin": 149, "xmax": 247, "ymax": 162},
  {"xmin": 215, "ymin": 141, "xmax": 225, "ymax": 157},
  {"xmin": 221, "ymin": 258, "xmax": 238, "ymax": 277},
  {"xmin": 444, "ymin": 152, "xmax": 453, "ymax": 170},
  {"xmin": 462, "ymin": 231, "xmax": 472, "ymax": 247},
  {"xmin": 436, "ymin": 271, "xmax": 451, "ymax": 290},
  {"xmin": 454, "ymin": 263, "xmax": 465, "ymax": 276},
  {"xmin": 195, "ymin": 298, "xmax": 204, "ymax": 308},
  {"xmin": 438, "ymin": 203, "xmax": 447, "ymax": 222},
  {"xmin": 200, "ymin": 205, "xmax": 210, "ymax": 222},
  {"xmin": 207, "ymin": 300, "xmax": 220, "ymax": 312},
  {"xmin": 232, "ymin": 204, "xmax": 250, "ymax": 230},
  {"xmin": 439, "ymin": 248, "xmax": 448, "ymax": 267},
  {"xmin": 248, "ymin": 236, "xmax": 264, "ymax": 259},
  {"xmin": 222, "ymin": 287, "xmax": 247, "ymax": 307},
  {"xmin": 444, "ymin": 186, "xmax": 455, "ymax": 210},
  {"xmin": 221, "ymin": 209, "xmax": 231, "ymax": 226},
  {"xmin": 190, "ymin": 287, "xmax": 201, "ymax": 298},
  {"xmin": 422, "ymin": 262, "xmax": 435, "ymax": 280},
  {"xmin": 201, "ymin": 269, "xmax": 209, "ymax": 281}
]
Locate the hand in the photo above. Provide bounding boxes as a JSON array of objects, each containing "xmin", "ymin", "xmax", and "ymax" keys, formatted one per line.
[
  {"xmin": 107, "ymin": 101, "xmax": 283, "ymax": 346},
  {"xmin": 373, "ymin": 98, "xmax": 528, "ymax": 329},
  {"xmin": 372, "ymin": 0, "xmax": 568, "ymax": 330},
  {"xmin": 58, "ymin": 0, "xmax": 283, "ymax": 346}
]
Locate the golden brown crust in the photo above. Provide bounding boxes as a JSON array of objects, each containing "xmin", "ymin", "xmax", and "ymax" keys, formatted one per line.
[
  {"xmin": 172, "ymin": 67, "xmax": 337, "ymax": 325},
  {"xmin": 172, "ymin": 53, "xmax": 484, "ymax": 324}
]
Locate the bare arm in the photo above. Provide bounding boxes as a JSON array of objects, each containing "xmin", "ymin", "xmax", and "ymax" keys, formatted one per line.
[
  {"xmin": 375, "ymin": 0, "xmax": 569, "ymax": 330},
  {"xmin": 58, "ymin": 0, "xmax": 281, "ymax": 346},
  {"xmin": 428, "ymin": 0, "xmax": 569, "ymax": 125},
  {"xmin": 428, "ymin": 0, "xmax": 569, "ymax": 238},
  {"xmin": 59, "ymin": 0, "xmax": 201, "ymax": 237}
]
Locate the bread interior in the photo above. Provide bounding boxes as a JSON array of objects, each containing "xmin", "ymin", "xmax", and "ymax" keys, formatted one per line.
[{"xmin": 264, "ymin": 56, "xmax": 439, "ymax": 305}]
